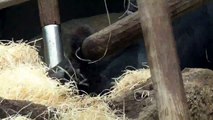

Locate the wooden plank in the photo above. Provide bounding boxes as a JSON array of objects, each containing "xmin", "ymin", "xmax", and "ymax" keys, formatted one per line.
[
  {"xmin": 0, "ymin": 0, "xmax": 29, "ymax": 10},
  {"xmin": 38, "ymin": 0, "xmax": 60, "ymax": 27},
  {"xmin": 137, "ymin": 0, "xmax": 189, "ymax": 119}
]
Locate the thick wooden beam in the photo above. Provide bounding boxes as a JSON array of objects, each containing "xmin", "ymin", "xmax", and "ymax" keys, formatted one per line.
[
  {"xmin": 0, "ymin": 0, "xmax": 29, "ymax": 10},
  {"xmin": 82, "ymin": 12, "xmax": 141, "ymax": 60},
  {"xmin": 82, "ymin": 0, "xmax": 212, "ymax": 60},
  {"xmin": 137, "ymin": 0, "xmax": 189, "ymax": 119},
  {"xmin": 38, "ymin": 0, "xmax": 60, "ymax": 27}
]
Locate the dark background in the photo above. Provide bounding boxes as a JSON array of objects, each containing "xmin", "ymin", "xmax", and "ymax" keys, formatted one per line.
[{"xmin": 0, "ymin": 0, "xmax": 125, "ymax": 40}]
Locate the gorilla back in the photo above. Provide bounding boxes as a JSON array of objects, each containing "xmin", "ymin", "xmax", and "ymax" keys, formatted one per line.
[{"xmin": 172, "ymin": 3, "xmax": 213, "ymax": 69}]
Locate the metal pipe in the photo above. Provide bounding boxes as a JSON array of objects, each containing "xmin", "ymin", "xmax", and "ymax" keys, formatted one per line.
[{"xmin": 42, "ymin": 24, "xmax": 64, "ymax": 68}]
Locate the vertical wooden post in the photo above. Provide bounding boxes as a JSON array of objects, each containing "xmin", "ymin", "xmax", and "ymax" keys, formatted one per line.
[
  {"xmin": 136, "ymin": 0, "xmax": 189, "ymax": 119},
  {"xmin": 38, "ymin": 0, "xmax": 60, "ymax": 27}
]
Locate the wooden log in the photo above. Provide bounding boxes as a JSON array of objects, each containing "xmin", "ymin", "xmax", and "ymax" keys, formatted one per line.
[
  {"xmin": 137, "ymin": 0, "xmax": 189, "ymax": 119},
  {"xmin": 82, "ymin": 11, "xmax": 141, "ymax": 60},
  {"xmin": 38, "ymin": 0, "xmax": 60, "ymax": 27},
  {"xmin": 0, "ymin": 97, "xmax": 56, "ymax": 119},
  {"xmin": 0, "ymin": 0, "xmax": 29, "ymax": 10},
  {"xmin": 82, "ymin": 0, "xmax": 212, "ymax": 60}
]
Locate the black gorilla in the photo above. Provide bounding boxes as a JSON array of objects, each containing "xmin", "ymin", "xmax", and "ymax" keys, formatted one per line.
[{"xmin": 68, "ymin": 3, "xmax": 213, "ymax": 93}]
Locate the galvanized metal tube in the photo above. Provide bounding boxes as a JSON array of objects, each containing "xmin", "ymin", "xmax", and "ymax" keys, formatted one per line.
[{"xmin": 42, "ymin": 24, "xmax": 64, "ymax": 68}]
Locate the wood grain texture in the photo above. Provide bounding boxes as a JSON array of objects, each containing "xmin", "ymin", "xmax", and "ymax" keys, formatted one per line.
[
  {"xmin": 0, "ymin": 0, "xmax": 29, "ymax": 10},
  {"xmin": 137, "ymin": 0, "xmax": 189, "ymax": 119},
  {"xmin": 38, "ymin": 0, "xmax": 60, "ymax": 26}
]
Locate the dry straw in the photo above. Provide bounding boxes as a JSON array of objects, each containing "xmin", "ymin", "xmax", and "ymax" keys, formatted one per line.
[
  {"xmin": 0, "ymin": 41, "xmax": 150, "ymax": 120},
  {"xmin": 0, "ymin": 41, "xmax": 123, "ymax": 120},
  {"xmin": 3, "ymin": 115, "xmax": 30, "ymax": 120},
  {"xmin": 109, "ymin": 69, "xmax": 151, "ymax": 100}
]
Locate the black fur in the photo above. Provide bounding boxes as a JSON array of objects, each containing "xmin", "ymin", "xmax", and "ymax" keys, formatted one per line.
[{"xmin": 68, "ymin": 3, "xmax": 213, "ymax": 93}]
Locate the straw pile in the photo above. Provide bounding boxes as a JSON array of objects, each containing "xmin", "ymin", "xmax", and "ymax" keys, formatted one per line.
[
  {"xmin": 0, "ymin": 41, "xmax": 129, "ymax": 120},
  {"xmin": 109, "ymin": 69, "xmax": 151, "ymax": 100},
  {"xmin": 0, "ymin": 41, "xmax": 73, "ymax": 107},
  {"xmin": 0, "ymin": 41, "xmax": 213, "ymax": 120}
]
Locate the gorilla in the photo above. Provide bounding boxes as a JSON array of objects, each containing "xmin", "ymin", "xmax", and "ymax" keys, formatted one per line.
[{"xmin": 66, "ymin": 2, "xmax": 213, "ymax": 94}]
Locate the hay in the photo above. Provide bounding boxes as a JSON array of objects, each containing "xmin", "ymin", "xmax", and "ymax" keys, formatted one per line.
[
  {"xmin": 0, "ymin": 41, "xmax": 43, "ymax": 69},
  {"xmin": 109, "ymin": 69, "xmax": 151, "ymax": 100},
  {"xmin": 3, "ymin": 115, "xmax": 30, "ymax": 120},
  {"xmin": 0, "ymin": 41, "xmax": 74, "ymax": 107},
  {"xmin": 0, "ymin": 63, "xmax": 73, "ymax": 107},
  {"xmin": 55, "ymin": 96, "xmax": 122, "ymax": 120},
  {"xmin": 0, "ymin": 41, "xmax": 123, "ymax": 120}
]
